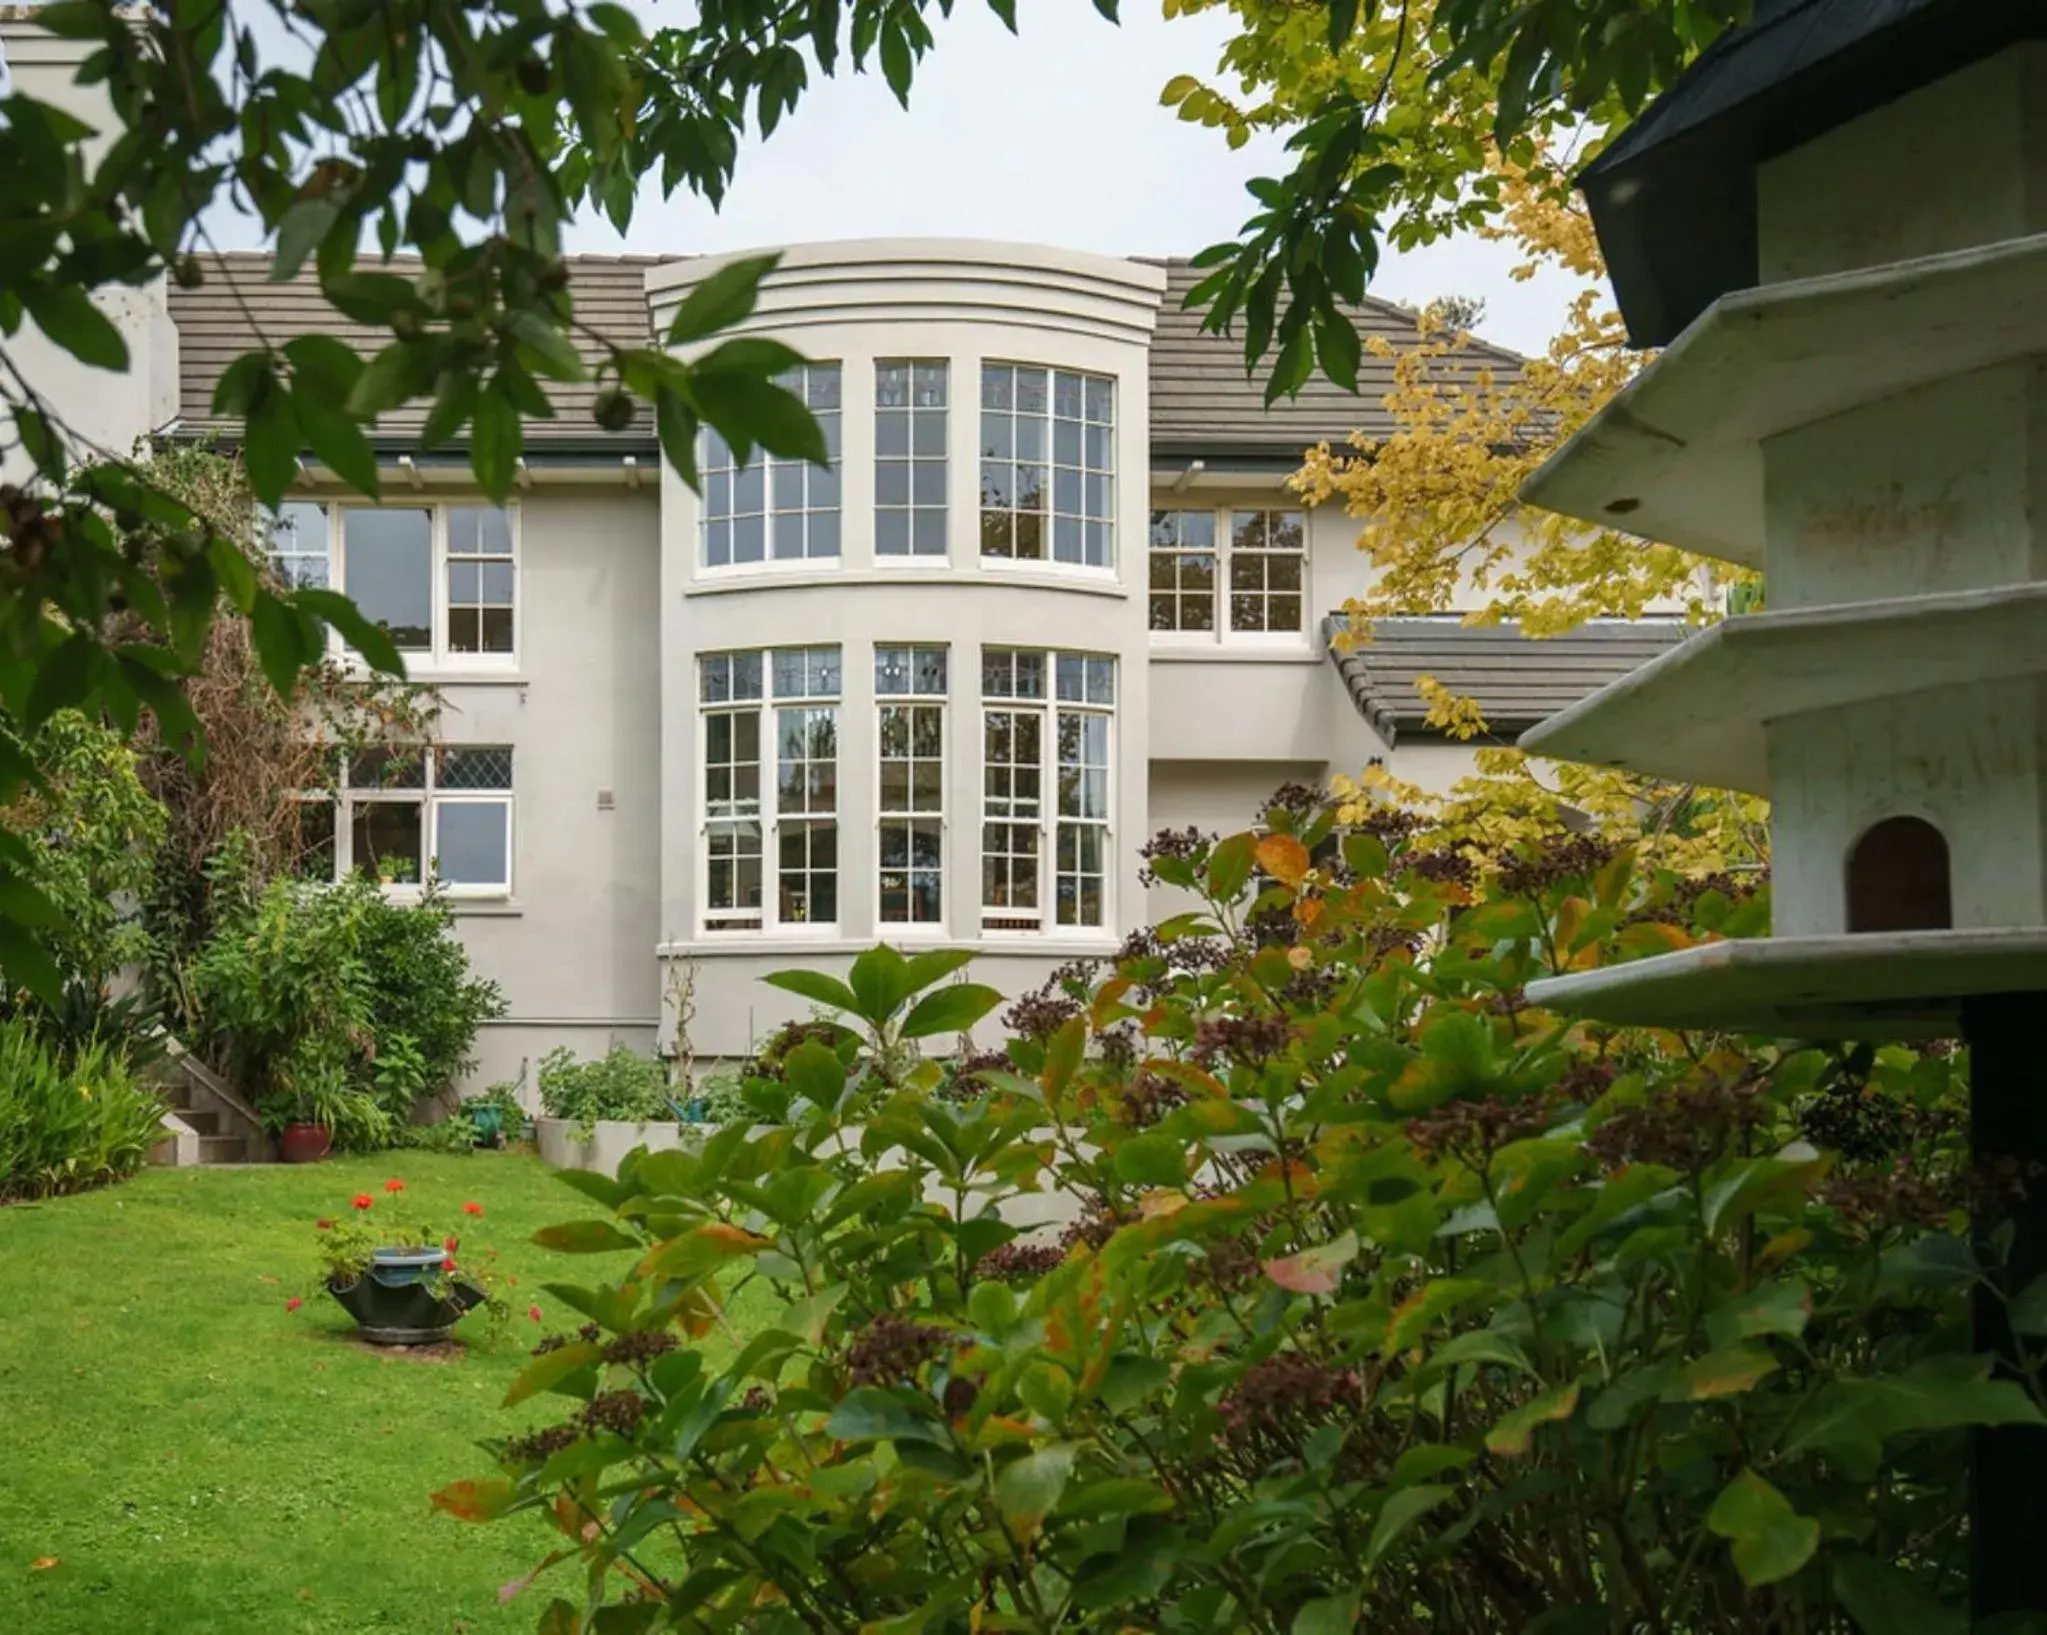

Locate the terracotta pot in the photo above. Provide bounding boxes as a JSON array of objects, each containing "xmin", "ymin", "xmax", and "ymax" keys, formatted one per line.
[{"xmin": 279, "ymin": 1121, "xmax": 332, "ymax": 1163}]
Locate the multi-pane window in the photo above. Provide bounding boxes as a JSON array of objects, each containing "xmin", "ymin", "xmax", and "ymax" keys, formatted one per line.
[
  {"xmin": 701, "ymin": 364, "xmax": 843, "ymax": 567},
  {"xmin": 876, "ymin": 361, "xmax": 948, "ymax": 558},
  {"xmin": 280, "ymin": 502, "xmax": 519, "ymax": 663},
  {"xmin": 699, "ymin": 647, "xmax": 842, "ymax": 931},
  {"xmin": 979, "ymin": 365, "xmax": 1114, "ymax": 568},
  {"xmin": 980, "ymin": 649, "xmax": 1112, "ymax": 932},
  {"xmin": 268, "ymin": 501, "xmax": 331, "ymax": 588},
  {"xmin": 1147, "ymin": 510, "xmax": 1218, "ymax": 632},
  {"xmin": 701, "ymin": 651, "xmax": 766, "ymax": 931},
  {"xmin": 446, "ymin": 507, "xmax": 516, "ymax": 653},
  {"xmin": 877, "ymin": 645, "xmax": 947, "ymax": 925},
  {"xmin": 1146, "ymin": 507, "xmax": 1307, "ymax": 637},
  {"xmin": 302, "ymin": 745, "xmax": 515, "ymax": 895},
  {"xmin": 1228, "ymin": 510, "xmax": 1307, "ymax": 632}
]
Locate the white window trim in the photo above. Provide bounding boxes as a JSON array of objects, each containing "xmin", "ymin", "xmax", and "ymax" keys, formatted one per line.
[
  {"xmin": 311, "ymin": 748, "xmax": 516, "ymax": 900},
  {"xmin": 874, "ymin": 358, "xmax": 952, "ymax": 568},
  {"xmin": 1147, "ymin": 504, "xmax": 1310, "ymax": 649},
  {"xmin": 308, "ymin": 501, "xmax": 522, "ymax": 675},
  {"xmin": 977, "ymin": 361, "xmax": 1119, "ymax": 578},
  {"xmin": 875, "ymin": 647, "xmax": 949, "ymax": 937},
  {"xmin": 978, "ymin": 648, "xmax": 1115, "ymax": 937},
  {"xmin": 697, "ymin": 647, "xmax": 843, "ymax": 938},
  {"xmin": 697, "ymin": 364, "xmax": 845, "ymax": 580}
]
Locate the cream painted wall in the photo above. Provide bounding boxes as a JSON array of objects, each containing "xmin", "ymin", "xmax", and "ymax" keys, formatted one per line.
[
  {"xmin": 440, "ymin": 489, "xmax": 666, "ymax": 1097},
  {"xmin": 0, "ymin": 18, "xmax": 178, "ymax": 485}
]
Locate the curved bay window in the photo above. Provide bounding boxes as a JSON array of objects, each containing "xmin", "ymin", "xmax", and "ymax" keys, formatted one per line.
[{"xmin": 877, "ymin": 645, "xmax": 947, "ymax": 924}]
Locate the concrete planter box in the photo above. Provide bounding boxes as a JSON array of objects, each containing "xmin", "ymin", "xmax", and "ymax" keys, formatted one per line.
[{"xmin": 534, "ymin": 1117, "xmax": 706, "ymax": 1177}]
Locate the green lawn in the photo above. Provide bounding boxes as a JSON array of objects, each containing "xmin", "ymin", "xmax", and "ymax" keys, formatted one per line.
[{"xmin": 0, "ymin": 1151, "xmax": 732, "ymax": 1634}]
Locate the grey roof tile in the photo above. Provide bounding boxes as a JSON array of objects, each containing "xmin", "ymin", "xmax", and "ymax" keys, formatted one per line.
[
  {"xmin": 1324, "ymin": 614, "xmax": 1688, "ymax": 744},
  {"xmin": 167, "ymin": 253, "xmax": 660, "ymax": 445}
]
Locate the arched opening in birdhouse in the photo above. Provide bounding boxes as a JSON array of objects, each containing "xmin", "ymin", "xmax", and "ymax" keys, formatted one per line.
[{"xmin": 1845, "ymin": 816, "xmax": 1952, "ymax": 933}]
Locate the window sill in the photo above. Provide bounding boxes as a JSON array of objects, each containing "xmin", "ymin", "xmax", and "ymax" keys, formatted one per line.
[
  {"xmin": 1149, "ymin": 642, "xmax": 1319, "ymax": 665},
  {"xmin": 448, "ymin": 899, "xmax": 524, "ymax": 918},
  {"xmin": 657, "ymin": 934, "xmax": 1121, "ymax": 959},
  {"xmin": 683, "ymin": 567, "xmax": 1127, "ymax": 599}
]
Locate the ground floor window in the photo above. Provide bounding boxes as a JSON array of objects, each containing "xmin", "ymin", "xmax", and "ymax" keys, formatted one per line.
[
  {"xmin": 981, "ymin": 648, "xmax": 1113, "ymax": 931},
  {"xmin": 299, "ymin": 745, "xmax": 514, "ymax": 895}
]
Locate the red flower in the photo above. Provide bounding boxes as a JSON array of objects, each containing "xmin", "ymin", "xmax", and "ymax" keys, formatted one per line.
[
  {"xmin": 442, "ymin": 1257, "xmax": 457, "ymax": 1273},
  {"xmin": 461, "ymin": 1201, "xmax": 484, "ymax": 1218},
  {"xmin": 507, "ymin": 1276, "xmax": 518, "ymax": 1287},
  {"xmin": 314, "ymin": 1218, "xmax": 334, "ymax": 1231},
  {"xmin": 351, "ymin": 1193, "xmax": 373, "ymax": 1210},
  {"xmin": 527, "ymin": 1305, "xmax": 543, "ymax": 1323},
  {"xmin": 285, "ymin": 1297, "xmax": 303, "ymax": 1312},
  {"xmin": 383, "ymin": 1178, "xmax": 405, "ymax": 1193}
]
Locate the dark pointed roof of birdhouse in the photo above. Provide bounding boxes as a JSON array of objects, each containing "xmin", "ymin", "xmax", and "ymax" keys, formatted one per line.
[{"xmin": 1584, "ymin": 0, "xmax": 2047, "ymax": 348}]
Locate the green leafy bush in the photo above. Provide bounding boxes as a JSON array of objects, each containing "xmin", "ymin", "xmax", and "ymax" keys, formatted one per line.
[
  {"xmin": 357, "ymin": 891, "xmax": 505, "ymax": 1106},
  {"xmin": 535, "ymin": 1045, "xmax": 674, "ymax": 1132},
  {"xmin": 446, "ymin": 809, "xmax": 2024, "ymax": 1633},
  {"xmin": 0, "ymin": 1021, "xmax": 165, "ymax": 1200}
]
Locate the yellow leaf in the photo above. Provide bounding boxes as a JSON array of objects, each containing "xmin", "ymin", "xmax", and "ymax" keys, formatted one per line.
[{"xmin": 1256, "ymin": 833, "xmax": 1311, "ymax": 889}]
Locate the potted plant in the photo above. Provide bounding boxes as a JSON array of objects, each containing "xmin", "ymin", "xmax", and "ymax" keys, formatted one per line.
[
  {"xmin": 263, "ymin": 1061, "xmax": 353, "ymax": 1164},
  {"xmin": 534, "ymin": 1045, "xmax": 698, "ymax": 1176},
  {"xmin": 296, "ymin": 1182, "xmax": 508, "ymax": 1346}
]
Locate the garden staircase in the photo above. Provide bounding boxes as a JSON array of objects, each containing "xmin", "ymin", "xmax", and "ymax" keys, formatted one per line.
[{"xmin": 147, "ymin": 1037, "xmax": 267, "ymax": 1167}]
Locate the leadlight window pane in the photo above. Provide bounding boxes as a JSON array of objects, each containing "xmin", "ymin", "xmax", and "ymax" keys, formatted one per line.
[
  {"xmin": 436, "ymin": 746, "xmax": 514, "ymax": 790},
  {"xmin": 699, "ymin": 364, "xmax": 842, "ymax": 565},
  {"xmin": 981, "ymin": 363, "xmax": 1114, "ymax": 567}
]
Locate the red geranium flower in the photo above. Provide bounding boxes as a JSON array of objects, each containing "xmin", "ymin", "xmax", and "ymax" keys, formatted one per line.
[
  {"xmin": 314, "ymin": 1218, "xmax": 334, "ymax": 1231},
  {"xmin": 444, "ymin": 1235, "xmax": 459, "ymax": 1253},
  {"xmin": 461, "ymin": 1201, "xmax": 484, "ymax": 1217},
  {"xmin": 383, "ymin": 1178, "xmax": 405, "ymax": 1193},
  {"xmin": 527, "ymin": 1305, "xmax": 543, "ymax": 1323},
  {"xmin": 351, "ymin": 1193, "xmax": 373, "ymax": 1210},
  {"xmin": 442, "ymin": 1257, "xmax": 457, "ymax": 1272},
  {"xmin": 285, "ymin": 1297, "xmax": 303, "ymax": 1312}
]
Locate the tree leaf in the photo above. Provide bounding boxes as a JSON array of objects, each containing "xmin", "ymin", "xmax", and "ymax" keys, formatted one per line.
[
  {"xmin": 1663, "ymin": 1346, "xmax": 1779, "ymax": 1401},
  {"xmin": 293, "ymin": 391, "xmax": 379, "ymax": 497},
  {"xmin": 1385, "ymin": 1275, "xmax": 1490, "ymax": 1353},
  {"xmin": 1704, "ymin": 1279, "xmax": 1811, "ymax": 1350},
  {"xmin": 1484, "ymin": 1381, "xmax": 1581, "ymax": 1457},
  {"xmin": 760, "ymin": 967, "xmax": 859, "ymax": 1015},
  {"xmin": 781, "ymin": 1040, "xmax": 845, "ymax": 1106},
  {"xmin": 242, "ymin": 377, "xmax": 302, "ymax": 509},
  {"xmin": 2010, "ymin": 1273, "xmax": 2047, "ymax": 1337},
  {"xmin": 1706, "ymin": 1471, "xmax": 1820, "ymax": 1589},
  {"xmin": 1207, "ymin": 832, "xmax": 1258, "ymax": 900},
  {"xmin": 824, "ymin": 1386, "xmax": 944, "ymax": 1446},
  {"xmin": 292, "ymin": 587, "xmax": 404, "ymax": 677},
  {"xmin": 429, "ymin": 1477, "xmax": 516, "ymax": 1523},
  {"xmin": 1831, "ymin": 1551, "xmax": 1966, "ymax": 1635},
  {"xmin": 1366, "ymin": 1484, "xmax": 1453, "ymax": 1570},
  {"xmin": 24, "ymin": 283, "xmax": 127, "ymax": 371},
  {"xmin": 847, "ymin": 943, "xmax": 914, "ymax": 1025},
  {"xmin": 530, "ymin": 1220, "xmax": 642, "ymax": 1254},
  {"xmin": 899, "ymin": 983, "xmax": 1003, "ymax": 1040},
  {"xmin": 507, "ymin": 310, "xmax": 587, "ymax": 382},
  {"xmin": 1255, "ymin": 833, "xmax": 1311, "ymax": 888},
  {"xmin": 502, "ymin": 1341, "xmax": 602, "ymax": 1407},
  {"xmin": 272, "ymin": 197, "xmax": 340, "ymax": 283},
  {"xmin": 471, "ymin": 387, "xmax": 522, "ymax": 503},
  {"xmin": 1114, "ymin": 1133, "xmax": 1189, "ymax": 1188},
  {"xmin": 1264, "ymin": 1229, "xmax": 1360, "ymax": 1296},
  {"xmin": 994, "ymin": 1445, "xmax": 1074, "ymax": 1539},
  {"xmin": 637, "ymin": 1221, "xmax": 771, "ymax": 1281},
  {"xmin": 667, "ymin": 254, "xmax": 780, "ymax": 344}
]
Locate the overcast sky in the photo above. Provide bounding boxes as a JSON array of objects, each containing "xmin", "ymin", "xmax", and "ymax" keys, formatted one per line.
[{"xmin": 563, "ymin": 2, "xmax": 1584, "ymax": 356}]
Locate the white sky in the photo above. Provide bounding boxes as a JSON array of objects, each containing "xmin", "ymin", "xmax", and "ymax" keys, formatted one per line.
[{"xmin": 565, "ymin": 1, "xmax": 1584, "ymax": 356}]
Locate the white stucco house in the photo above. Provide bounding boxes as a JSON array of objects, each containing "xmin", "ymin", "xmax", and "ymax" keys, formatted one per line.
[{"xmin": 1, "ymin": 17, "xmax": 1682, "ymax": 1087}]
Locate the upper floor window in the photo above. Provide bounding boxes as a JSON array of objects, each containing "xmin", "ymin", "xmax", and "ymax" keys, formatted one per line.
[
  {"xmin": 1148, "ymin": 507, "xmax": 1306, "ymax": 638},
  {"xmin": 876, "ymin": 645, "xmax": 947, "ymax": 925},
  {"xmin": 980, "ymin": 365, "xmax": 1114, "ymax": 569},
  {"xmin": 980, "ymin": 648, "xmax": 1113, "ymax": 933},
  {"xmin": 270, "ymin": 503, "xmax": 518, "ymax": 665},
  {"xmin": 300, "ymin": 744, "xmax": 515, "ymax": 896},
  {"xmin": 876, "ymin": 361, "xmax": 948, "ymax": 558},
  {"xmin": 701, "ymin": 364, "xmax": 843, "ymax": 568},
  {"xmin": 699, "ymin": 646, "xmax": 842, "ymax": 932}
]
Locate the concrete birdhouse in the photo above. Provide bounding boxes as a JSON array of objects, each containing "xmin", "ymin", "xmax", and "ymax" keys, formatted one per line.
[{"xmin": 1515, "ymin": 3, "xmax": 2047, "ymax": 1038}]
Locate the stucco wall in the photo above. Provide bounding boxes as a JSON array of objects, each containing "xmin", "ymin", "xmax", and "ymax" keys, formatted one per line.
[{"xmin": 446, "ymin": 488, "xmax": 665, "ymax": 1095}]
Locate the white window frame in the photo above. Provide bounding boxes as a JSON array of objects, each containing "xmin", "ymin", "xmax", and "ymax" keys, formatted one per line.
[
  {"xmin": 1145, "ymin": 504, "xmax": 1309, "ymax": 647},
  {"xmin": 875, "ymin": 360, "xmax": 950, "ymax": 564},
  {"xmin": 305, "ymin": 745, "xmax": 516, "ymax": 899},
  {"xmin": 697, "ymin": 646, "xmax": 843, "ymax": 936},
  {"xmin": 876, "ymin": 645, "xmax": 948, "ymax": 932},
  {"xmin": 978, "ymin": 363, "xmax": 1116, "ymax": 575},
  {"xmin": 979, "ymin": 648, "xmax": 1114, "ymax": 935},
  {"xmin": 276, "ymin": 501, "xmax": 522, "ymax": 673},
  {"xmin": 698, "ymin": 363, "xmax": 844, "ymax": 576}
]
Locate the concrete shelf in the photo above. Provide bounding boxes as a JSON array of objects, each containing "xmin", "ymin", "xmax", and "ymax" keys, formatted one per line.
[
  {"xmin": 1517, "ymin": 583, "xmax": 2047, "ymax": 793},
  {"xmin": 1525, "ymin": 928, "xmax": 2047, "ymax": 1039},
  {"xmin": 1520, "ymin": 232, "xmax": 2047, "ymax": 566}
]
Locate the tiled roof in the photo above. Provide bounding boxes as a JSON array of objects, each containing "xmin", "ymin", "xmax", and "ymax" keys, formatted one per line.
[
  {"xmin": 167, "ymin": 253, "xmax": 659, "ymax": 445},
  {"xmin": 165, "ymin": 251, "xmax": 1522, "ymax": 459},
  {"xmin": 1324, "ymin": 615, "xmax": 1689, "ymax": 744},
  {"xmin": 1145, "ymin": 259, "xmax": 1524, "ymax": 459}
]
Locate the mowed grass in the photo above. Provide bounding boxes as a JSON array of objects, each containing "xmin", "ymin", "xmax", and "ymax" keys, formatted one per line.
[{"xmin": 0, "ymin": 1150, "xmax": 752, "ymax": 1634}]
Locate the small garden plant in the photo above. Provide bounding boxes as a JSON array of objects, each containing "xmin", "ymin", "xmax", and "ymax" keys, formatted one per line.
[
  {"xmin": 298, "ymin": 1178, "xmax": 514, "ymax": 1333},
  {"xmin": 536, "ymin": 1045, "xmax": 676, "ymax": 1136},
  {"xmin": 441, "ymin": 805, "xmax": 2023, "ymax": 1632}
]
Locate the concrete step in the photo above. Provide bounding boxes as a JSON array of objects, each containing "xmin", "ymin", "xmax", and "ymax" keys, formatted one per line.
[{"xmin": 199, "ymin": 1135, "xmax": 248, "ymax": 1164}]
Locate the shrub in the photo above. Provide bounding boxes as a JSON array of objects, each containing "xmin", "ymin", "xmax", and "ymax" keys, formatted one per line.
[
  {"xmin": 444, "ymin": 808, "xmax": 2021, "ymax": 1633},
  {"xmin": 356, "ymin": 891, "xmax": 505, "ymax": 1106},
  {"xmin": 535, "ymin": 1045, "xmax": 673, "ymax": 1131},
  {"xmin": 0, "ymin": 1022, "xmax": 165, "ymax": 1200}
]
